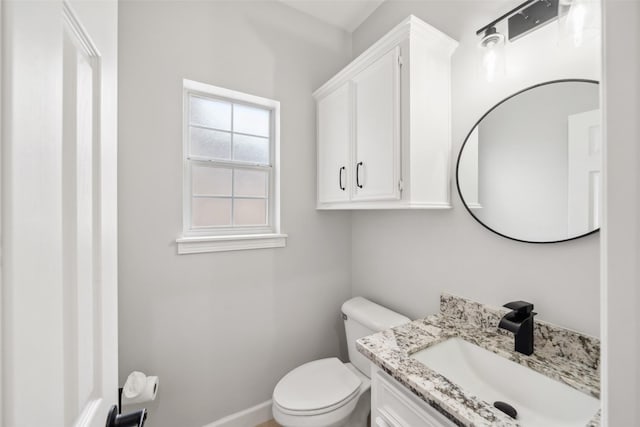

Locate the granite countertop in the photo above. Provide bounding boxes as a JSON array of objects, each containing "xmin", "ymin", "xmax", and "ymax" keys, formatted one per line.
[{"xmin": 356, "ymin": 294, "xmax": 601, "ymax": 427}]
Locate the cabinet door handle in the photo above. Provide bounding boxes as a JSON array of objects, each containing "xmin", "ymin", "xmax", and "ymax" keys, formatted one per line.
[
  {"xmin": 356, "ymin": 161, "xmax": 364, "ymax": 188},
  {"xmin": 339, "ymin": 166, "xmax": 346, "ymax": 191}
]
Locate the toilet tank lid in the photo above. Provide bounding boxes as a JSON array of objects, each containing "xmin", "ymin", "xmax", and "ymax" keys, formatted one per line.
[{"xmin": 341, "ymin": 297, "xmax": 410, "ymax": 332}]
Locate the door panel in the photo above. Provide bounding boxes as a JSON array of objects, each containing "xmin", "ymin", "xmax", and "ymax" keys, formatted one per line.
[
  {"xmin": 568, "ymin": 109, "xmax": 601, "ymax": 236},
  {"xmin": 352, "ymin": 47, "xmax": 401, "ymax": 201},
  {"xmin": 62, "ymin": 19, "xmax": 103, "ymax": 427},
  {"xmin": 2, "ymin": 1, "xmax": 118, "ymax": 426},
  {"xmin": 318, "ymin": 83, "xmax": 350, "ymax": 203}
]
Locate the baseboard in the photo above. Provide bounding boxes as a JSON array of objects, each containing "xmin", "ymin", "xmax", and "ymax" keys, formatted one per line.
[{"xmin": 203, "ymin": 400, "xmax": 273, "ymax": 427}]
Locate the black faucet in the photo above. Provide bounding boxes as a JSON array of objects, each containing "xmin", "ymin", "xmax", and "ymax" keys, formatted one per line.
[{"xmin": 498, "ymin": 301, "xmax": 536, "ymax": 356}]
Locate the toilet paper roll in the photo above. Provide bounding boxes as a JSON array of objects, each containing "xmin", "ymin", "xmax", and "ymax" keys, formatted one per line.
[{"xmin": 122, "ymin": 373, "xmax": 159, "ymax": 405}]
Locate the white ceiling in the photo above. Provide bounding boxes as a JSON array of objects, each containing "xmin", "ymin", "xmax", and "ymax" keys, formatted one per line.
[{"xmin": 279, "ymin": 0, "xmax": 386, "ymax": 32}]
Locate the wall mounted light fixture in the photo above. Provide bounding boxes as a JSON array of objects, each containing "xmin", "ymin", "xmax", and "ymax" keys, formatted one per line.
[
  {"xmin": 477, "ymin": 0, "xmax": 600, "ymax": 81},
  {"xmin": 477, "ymin": 0, "xmax": 560, "ymax": 43},
  {"xmin": 476, "ymin": 0, "xmax": 561, "ymax": 81}
]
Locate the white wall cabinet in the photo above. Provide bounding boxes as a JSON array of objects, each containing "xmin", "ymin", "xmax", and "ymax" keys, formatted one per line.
[
  {"xmin": 372, "ymin": 366, "xmax": 456, "ymax": 427},
  {"xmin": 314, "ymin": 15, "xmax": 458, "ymax": 209}
]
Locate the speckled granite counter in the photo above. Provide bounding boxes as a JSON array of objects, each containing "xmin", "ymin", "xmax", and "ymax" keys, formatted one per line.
[{"xmin": 356, "ymin": 294, "xmax": 600, "ymax": 427}]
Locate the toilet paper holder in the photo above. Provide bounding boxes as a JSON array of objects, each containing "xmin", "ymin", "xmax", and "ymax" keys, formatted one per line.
[
  {"xmin": 107, "ymin": 404, "xmax": 147, "ymax": 427},
  {"xmin": 119, "ymin": 371, "xmax": 159, "ymax": 413}
]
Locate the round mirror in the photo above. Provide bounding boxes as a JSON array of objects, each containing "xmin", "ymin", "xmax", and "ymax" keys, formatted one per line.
[{"xmin": 456, "ymin": 80, "xmax": 600, "ymax": 243}]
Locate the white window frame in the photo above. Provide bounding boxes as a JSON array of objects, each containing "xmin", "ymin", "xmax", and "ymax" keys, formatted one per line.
[{"xmin": 176, "ymin": 79, "xmax": 286, "ymax": 254}]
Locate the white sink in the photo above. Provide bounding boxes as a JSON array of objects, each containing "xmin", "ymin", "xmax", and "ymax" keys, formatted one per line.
[{"xmin": 411, "ymin": 338, "xmax": 599, "ymax": 427}]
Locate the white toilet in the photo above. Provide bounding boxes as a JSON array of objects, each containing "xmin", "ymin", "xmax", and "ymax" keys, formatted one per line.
[{"xmin": 272, "ymin": 297, "xmax": 410, "ymax": 427}]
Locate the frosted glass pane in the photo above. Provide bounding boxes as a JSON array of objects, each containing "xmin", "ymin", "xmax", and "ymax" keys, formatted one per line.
[
  {"xmin": 233, "ymin": 134, "xmax": 269, "ymax": 164},
  {"xmin": 192, "ymin": 198, "xmax": 231, "ymax": 227},
  {"xmin": 234, "ymin": 169, "xmax": 267, "ymax": 198},
  {"xmin": 234, "ymin": 104, "xmax": 270, "ymax": 137},
  {"xmin": 190, "ymin": 96, "xmax": 231, "ymax": 130},
  {"xmin": 233, "ymin": 198, "xmax": 267, "ymax": 225},
  {"xmin": 192, "ymin": 165, "xmax": 232, "ymax": 196},
  {"xmin": 190, "ymin": 127, "xmax": 231, "ymax": 160}
]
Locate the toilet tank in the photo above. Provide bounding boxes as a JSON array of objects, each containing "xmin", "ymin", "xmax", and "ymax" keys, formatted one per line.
[{"xmin": 341, "ymin": 297, "xmax": 410, "ymax": 377}]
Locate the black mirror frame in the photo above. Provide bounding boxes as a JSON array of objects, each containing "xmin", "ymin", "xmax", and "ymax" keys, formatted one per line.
[{"xmin": 455, "ymin": 79, "xmax": 601, "ymax": 244}]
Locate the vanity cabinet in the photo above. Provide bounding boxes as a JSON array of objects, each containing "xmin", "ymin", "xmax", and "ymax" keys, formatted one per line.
[
  {"xmin": 314, "ymin": 15, "xmax": 458, "ymax": 210},
  {"xmin": 372, "ymin": 366, "xmax": 456, "ymax": 427}
]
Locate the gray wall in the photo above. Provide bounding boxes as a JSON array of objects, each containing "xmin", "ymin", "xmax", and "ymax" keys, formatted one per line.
[
  {"xmin": 119, "ymin": 2, "xmax": 604, "ymax": 425},
  {"xmin": 601, "ymin": 1, "xmax": 640, "ymax": 424},
  {"xmin": 118, "ymin": 2, "xmax": 352, "ymax": 426},
  {"xmin": 351, "ymin": 0, "xmax": 601, "ymax": 336}
]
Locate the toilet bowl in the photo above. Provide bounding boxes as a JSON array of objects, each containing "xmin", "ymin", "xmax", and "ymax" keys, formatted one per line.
[
  {"xmin": 273, "ymin": 359, "xmax": 370, "ymax": 427},
  {"xmin": 272, "ymin": 297, "xmax": 410, "ymax": 427}
]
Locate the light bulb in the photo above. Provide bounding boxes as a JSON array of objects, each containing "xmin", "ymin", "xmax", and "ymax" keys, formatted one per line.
[
  {"xmin": 483, "ymin": 49, "xmax": 498, "ymax": 83},
  {"xmin": 558, "ymin": 0, "xmax": 601, "ymax": 47},
  {"xmin": 568, "ymin": 2, "xmax": 587, "ymax": 46}
]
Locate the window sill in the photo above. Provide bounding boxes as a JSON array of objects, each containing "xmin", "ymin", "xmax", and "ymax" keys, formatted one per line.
[{"xmin": 176, "ymin": 233, "xmax": 288, "ymax": 254}]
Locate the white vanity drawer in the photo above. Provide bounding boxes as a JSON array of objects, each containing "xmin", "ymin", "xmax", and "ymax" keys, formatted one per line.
[{"xmin": 372, "ymin": 368, "xmax": 456, "ymax": 427}]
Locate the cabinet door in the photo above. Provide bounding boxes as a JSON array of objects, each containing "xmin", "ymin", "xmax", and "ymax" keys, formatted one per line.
[
  {"xmin": 318, "ymin": 82, "xmax": 351, "ymax": 203},
  {"xmin": 352, "ymin": 47, "xmax": 401, "ymax": 201},
  {"xmin": 373, "ymin": 368, "xmax": 456, "ymax": 427}
]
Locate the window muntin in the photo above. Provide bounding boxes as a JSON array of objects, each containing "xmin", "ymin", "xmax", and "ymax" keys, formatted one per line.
[{"xmin": 184, "ymin": 86, "xmax": 276, "ymax": 236}]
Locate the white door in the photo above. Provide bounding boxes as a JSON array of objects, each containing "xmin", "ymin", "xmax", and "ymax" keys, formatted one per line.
[
  {"xmin": 317, "ymin": 82, "xmax": 351, "ymax": 204},
  {"xmin": 567, "ymin": 109, "xmax": 601, "ymax": 236},
  {"xmin": 2, "ymin": 1, "xmax": 119, "ymax": 427},
  {"xmin": 352, "ymin": 47, "xmax": 401, "ymax": 201}
]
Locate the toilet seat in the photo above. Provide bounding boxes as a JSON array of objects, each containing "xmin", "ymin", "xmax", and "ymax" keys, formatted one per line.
[{"xmin": 273, "ymin": 358, "xmax": 362, "ymax": 416}]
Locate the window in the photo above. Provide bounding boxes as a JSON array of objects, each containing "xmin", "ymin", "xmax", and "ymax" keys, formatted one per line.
[{"xmin": 177, "ymin": 79, "xmax": 286, "ymax": 254}]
